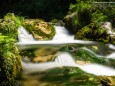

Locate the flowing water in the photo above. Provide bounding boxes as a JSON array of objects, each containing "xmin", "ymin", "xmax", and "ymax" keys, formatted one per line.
[{"xmin": 18, "ymin": 26, "xmax": 115, "ymax": 86}]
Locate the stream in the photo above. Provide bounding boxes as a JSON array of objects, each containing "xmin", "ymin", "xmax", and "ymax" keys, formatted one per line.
[{"xmin": 18, "ymin": 26, "xmax": 115, "ymax": 86}]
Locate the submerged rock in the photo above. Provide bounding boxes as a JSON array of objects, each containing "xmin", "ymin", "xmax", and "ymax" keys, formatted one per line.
[
  {"xmin": 20, "ymin": 47, "xmax": 58, "ymax": 63},
  {"xmin": 40, "ymin": 67, "xmax": 115, "ymax": 86},
  {"xmin": 23, "ymin": 19, "xmax": 56, "ymax": 40}
]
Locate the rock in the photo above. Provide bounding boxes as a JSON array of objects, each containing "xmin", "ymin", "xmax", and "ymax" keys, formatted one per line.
[
  {"xmin": 64, "ymin": 1, "xmax": 115, "ymax": 44},
  {"xmin": 64, "ymin": 12, "xmax": 79, "ymax": 34},
  {"xmin": 20, "ymin": 47, "xmax": 58, "ymax": 63},
  {"xmin": 75, "ymin": 23, "xmax": 115, "ymax": 44},
  {"xmin": 23, "ymin": 19, "xmax": 56, "ymax": 40},
  {"xmin": 64, "ymin": 1, "xmax": 93, "ymax": 34},
  {"xmin": 101, "ymin": 22, "xmax": 112, "ymax": 31}
]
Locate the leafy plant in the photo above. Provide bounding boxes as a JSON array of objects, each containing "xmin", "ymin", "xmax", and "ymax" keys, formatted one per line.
[
  {"xmin": 0, "ymin": 13, "xmax": 23, "ymax": 40},
  {"xmin": 0, "ymin": 35, "xmax": 21, "ymax": 86}
]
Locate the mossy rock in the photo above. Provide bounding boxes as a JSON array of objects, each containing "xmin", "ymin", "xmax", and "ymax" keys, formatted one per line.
[
  {"xmin": 64, "ymin": 0, "xmax": 115, "ymax": 38},
  {"xmin": 64, "ymin": 1, "xmax": 93, "ymax": 34},
  {"xmin": 23, "ymin": 19, "xmax": 56, "ymax": 40},
  {"xmin": 20, "ymin": 47, "xmax": 58, "ymax": 63},
  {"xmin": 41, "ymin": 67, "xmax": 115, "ymax": 86},
  {"xmin": 75, "ymin": 23, "xmax": 115, "ymax": 44},
  {"xmin": 0, "ymin": 36, "xmax": 22, "ymax": 86}
]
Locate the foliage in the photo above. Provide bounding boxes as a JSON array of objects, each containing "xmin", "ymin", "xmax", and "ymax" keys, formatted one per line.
[
  {"xmin": 0, "ymin": 13, "xmax": 23, "ymax": 40},
  {"xmin": 0, "ymin": 36, "xmax": 21, "ymax": 86},
  {"xmin": 64, "ymin": 0, "xmax": 115, "ymax": 44},
  {"xmin": 75, "ymin": 23, "xmax": 114, "ymax": 43},
  {"xmin": 64, "ymin": 1, "xmax": 94, "ymax": 34},
  {"xmin": 23, "ymin": 19, "xmax": 56, "ymax": 40},
  {"xmin": 91, "ymin": 12, "xmax": 108, "ymax": 25}
]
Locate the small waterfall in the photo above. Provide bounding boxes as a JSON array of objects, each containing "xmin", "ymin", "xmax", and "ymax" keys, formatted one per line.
[
  {"xmin": 53, "ymin": 26, "xmax": 74, "ymax": 41},
  {"xmin": 18, "ymin": 26, "xmax": 115, "ymax": 76},
  {"xmin": 22, "ymin": 52, "xmax": 115, "ymax": 76}
]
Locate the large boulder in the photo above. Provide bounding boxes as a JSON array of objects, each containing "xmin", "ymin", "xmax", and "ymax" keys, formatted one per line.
[
  {"xmin": 64, "ymin": 1, "xmax": 93, "ymax": 34},
  {"xmin": 64, "ymin": 1, "xmax": 115, "ymax": 44},
  {"xmin": 23, "ymin": 19, "xmax": 56, "ymax": 40},
  {"xmin": 75, "ymin": 22, "xmax": 115, "ymax": 44}
]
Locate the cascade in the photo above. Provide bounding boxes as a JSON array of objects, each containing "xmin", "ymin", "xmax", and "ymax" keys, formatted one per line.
[{"xmin": 18, "ymin": 26, "xmax": 115, "ymax": 76}]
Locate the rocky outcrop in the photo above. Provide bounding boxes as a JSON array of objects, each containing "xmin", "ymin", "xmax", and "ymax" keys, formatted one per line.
[
  {"xmin": 75, "ymin": 22, "xmax": 115, "ymax": 44},
  {"xmin": 64, "ymin": 1, "xmax": 115, "ymax": 44},
  {"xmin": 23, "ymin": 19, "xmax": 56, "ymax": 40}
]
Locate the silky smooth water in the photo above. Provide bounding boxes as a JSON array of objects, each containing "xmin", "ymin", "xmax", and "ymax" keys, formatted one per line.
[{"xmin": 18, "ymin": 26, "xmax": 115, "ymax": 76}]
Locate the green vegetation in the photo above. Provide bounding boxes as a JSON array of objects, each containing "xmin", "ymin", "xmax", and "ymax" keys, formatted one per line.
[
  {"xmin": 60, "ymin": 45, "xmax": 115, "ymax": 67},
  {"xmin": 64, "ymin": 0, "xmax": 115, "ymax": 44},
  {"xmin": 0, "ymin": 36, "xmax": 21, "ymax": 86},
  {"xmin": 0, "ymin": 13, "xmax": 23, "ymax": 40},
  {"xmin": 75, "ymin": 23, "xmax": 114, "ymax": 43},
  {"xmin": 0, "ymin": 13, "xmax": 22, "ymax": 85},
  {"xmin": 0, "ymin": 1, "xmax": 115, "ymax": 86},
  {"xmin": 40, "ymin": 67, "xmax": 115, "ymax": 86}
]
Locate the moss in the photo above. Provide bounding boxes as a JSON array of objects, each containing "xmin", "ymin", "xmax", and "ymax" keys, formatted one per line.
[
  {"xmin": 0, "ymin": 13, "xmax": 23, "ymax": 40},
  {"xmin": 75, "ymin": 23, "xmax": 115, "ymax": 44},
  {"xmin": 40, "ymin": 67, "xmax": 115, "ymax": 86},
  {"xmin": 0, "ymin": 36, "xmax": 22, "ymax": 86},
  {"xmin": 74, "ymin": 25, "xmax": 93, "ymax": 40},
  {"xmin": 71, "ymin": 48, "xmax": 107, "ymax": 65},
  {"xmin": 64, "ymin": 1, "xmax": 115, "ymax": 44},
  {"xmin": 64, "ymin": 1, "xmax": 93, "ymax": 34},
  {"xmin": 23, "ymin": 19, "xmax": 56, "ymax": 40}
]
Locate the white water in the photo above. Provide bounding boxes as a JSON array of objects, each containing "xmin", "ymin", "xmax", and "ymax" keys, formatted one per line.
[
  {"xmin": 53, "ymin": 26, "xmax": 74, "ymax": 41},
  {"xmin": 22, "ymin": 52, "xmax": 115, "ymax": 76},
  {"xmin": 17, "ymin": 26, "xmax": 98, "ymax": 50},
  {"xmin": 18, "ymin": 26, "xmax": 115, "ymax": 76}
]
